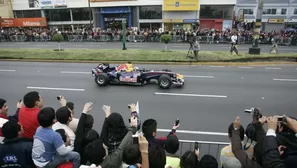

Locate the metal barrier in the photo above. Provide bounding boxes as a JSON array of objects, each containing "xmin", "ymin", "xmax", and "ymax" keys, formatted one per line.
[
  {"xmin": 1, "ymin": 34, "xmax": 296, "ymax": 45},
  {"xmin": 179, "ymin": 140, "xmax": 229, "ymax": 160}
]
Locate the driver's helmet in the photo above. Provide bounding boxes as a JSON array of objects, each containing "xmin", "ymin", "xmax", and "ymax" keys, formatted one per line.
[{"xmin": 134, "ymin": 67, "xmax": 139, "ymax": 71}]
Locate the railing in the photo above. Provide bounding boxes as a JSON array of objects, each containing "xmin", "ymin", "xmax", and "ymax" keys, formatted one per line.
[
  {"xmin": 1, "ymin": 34, "xmax": 296, "ymax": 45},
  {"xmin": 179, "ymin": 140, "xmax": 229, "ymax": 160}
]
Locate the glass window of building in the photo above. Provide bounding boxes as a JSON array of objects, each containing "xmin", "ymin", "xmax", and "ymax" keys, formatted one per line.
[
  {"xmin": 23, "ymin": 10, "xmax": 42, "ymax": 18},
  {"xmin": 281, "ymin": 9, "xmax": 287, "ymax": 15},
  {"xmin": 72, "ymin": 8, "xmax": 92, "ymax": 21},
  {"xmin": 200, "ymin": 5, "xmax": 223, "ymax": 19},
  {"xmin": 14, "ymin": 11, "xmax": 24, "ymax": 18},
  {"xmin": 243, "ymin": 9, "xmax": 253, "ymax": 15},
  {"xmin": 140, "ymin": 23, "xmax": 150, "ymax": 29},
  {"xmin": 139, "ymin": 6, "xmax": 162, "ymax": 19},
  {"xmin": 44, "ymin": 9, "xmax": 71, "ymax": 21},
  {"xmin": 294, "ymin": 9, "xmax": 297, "ymax": 14},
  {"xmin": 263, "ymin": 9, "xmax": 277, "ymax": 15}
]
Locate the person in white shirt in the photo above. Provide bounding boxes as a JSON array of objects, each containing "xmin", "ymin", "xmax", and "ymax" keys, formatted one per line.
[
  {"xmin": 230, "ymin": 33, "xmax": 239, "ymax": 55},
  {"xmin": 52, "ymin": 106, "xmax": 76, "ymax": 151}
]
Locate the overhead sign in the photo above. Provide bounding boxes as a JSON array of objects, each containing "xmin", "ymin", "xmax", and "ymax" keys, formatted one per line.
[
  {"xmin": 40, "ymin": 0, "xmax": 67, "ymax": 9},
  {"xmin": 268, "ymin": 18, "xmax": 284, "ymax": 23},
  {"xmin": 163, "ymin": 0, "xmax": 199, "ymax": 11},
  {"xmin": 0, "ymin": 18, "xmax": 47, "ymax": 27}
]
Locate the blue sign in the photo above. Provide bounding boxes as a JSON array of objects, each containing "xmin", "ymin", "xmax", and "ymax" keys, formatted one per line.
[{"xmin": 175, "ymin": 2, "xmax": 180, "ymax": 7}]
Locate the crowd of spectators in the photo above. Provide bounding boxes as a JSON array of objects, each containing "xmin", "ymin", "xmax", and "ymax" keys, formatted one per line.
[
  {"xmin": 0, "ymin": 91, "xmax": 297, "ymax": 168},
  {"xmin": 1, "ymin": 27, "xmax": 296, "ymax": 45}
]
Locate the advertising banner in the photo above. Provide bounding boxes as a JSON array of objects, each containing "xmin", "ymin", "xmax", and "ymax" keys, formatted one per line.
[
  {"xmin": 40, "ymin": 0, "xmax": 67, "ymax": 9},
  {"xmin": 0, "ymin": 0, "xmax": 14, "ymax": 18},
  {"xmin": 0, "ymin": 18, "xmax": 47, "ymax": 27},
  {"xmin": 90, "ymin": 0, "xmax": 135, "ymax": 2},
  {"xmin": 163, "ymin": 0, "xmax": 199, "ymax": 11}
]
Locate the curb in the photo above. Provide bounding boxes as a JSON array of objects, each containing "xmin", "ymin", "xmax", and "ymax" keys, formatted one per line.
[{"xmin": 1, "ymin": 59, "xmax": 297, "ymax": 66}]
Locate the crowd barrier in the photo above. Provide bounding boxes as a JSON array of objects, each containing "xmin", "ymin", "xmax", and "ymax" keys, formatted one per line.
[{"xmin": 0, "ymin": 34, "xmax": 296, "ymax": 45}]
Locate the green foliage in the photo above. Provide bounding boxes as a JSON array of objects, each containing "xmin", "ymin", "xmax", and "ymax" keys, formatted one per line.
[
  {"xmin": 160, "ymin": 34, "xmax": 172, "ymax": 44},
  {"xmin": 52, "ymin": 34, "xmax": 64, "ymax": 42}
]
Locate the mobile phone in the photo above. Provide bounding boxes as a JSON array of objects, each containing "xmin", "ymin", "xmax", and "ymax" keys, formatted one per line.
[
  {"xmin": 194, "ymin": 142, "xmax": 199, "ymax": 150},
  {"xmin": 132, "ymin": 135, "xmax": 138, "ymax": 144},
  {"xmin": 175, "ymin": 119, "xmax": 180, "ymax": 126},
  {"xmin": 57, "ymin": 96, "xmax": 61, "ymax": 100},
  {"xmin": 102, "ymin": 105, "xmax": 108, "ymax": 111},
  {"xmin": 128, "ymin": 105, "xmax": 131, "ymax": 109},
  {"xmin": 19, "ymin": 99, "xmax": 22, "ymax": 103}
]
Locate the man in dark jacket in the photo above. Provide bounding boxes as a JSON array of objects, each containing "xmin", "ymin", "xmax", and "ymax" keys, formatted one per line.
[
  {"xmin": 142, "ymin": 119, "xmax": 179, "ymax": 147},
  {"xmin": 0, "ymin": 120, "xmax": 35, "ymax": 167},
  {"xmin": 263, "ymin": 116, "xmax": 297, "ymax": 168},
  {"xmin": 231, "ymin": 116, "xmax": 263, "ymax": 168}
]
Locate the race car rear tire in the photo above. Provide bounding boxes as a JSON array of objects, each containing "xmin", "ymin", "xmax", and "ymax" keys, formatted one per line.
[
  {"xmin": 158, "ymin": 75, "xmax": 172, "ymax": 89},
  {"xmin": 95, "ymin": 73, "xmax": 109, "ymax": 86}
]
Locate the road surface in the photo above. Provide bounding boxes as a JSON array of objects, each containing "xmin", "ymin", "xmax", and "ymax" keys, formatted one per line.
[
  {"xmin": 0, "ymin": 61, "xmax": 296, "ymax": 156},
  {"xmin": 1, "ymin": 42, "xmax": 297, "ymax": 53}
]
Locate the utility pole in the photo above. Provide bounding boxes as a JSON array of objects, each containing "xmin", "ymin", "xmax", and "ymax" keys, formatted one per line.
[
  {"xmin": 248, "ymin": 0, "xmax": 263, "ymax": 54},
  {"xmin": 122, "ymin": 19, "xmax": 127, "ymax": 50},
  {"xmin": 88, "ymin": 0, "xmax": 92, "ymax": 28}
]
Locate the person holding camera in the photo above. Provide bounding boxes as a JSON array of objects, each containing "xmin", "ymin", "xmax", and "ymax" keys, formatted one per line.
[{"xmin": 263, "ymin": 116, "xmax": 297, "ymax": 168}]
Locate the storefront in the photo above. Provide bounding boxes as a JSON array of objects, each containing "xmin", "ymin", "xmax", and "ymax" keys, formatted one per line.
[
  {"xmin": 162, "ymin": 0, "xmax": 199, "ymax": 31},
  {"xmin": 262, "ymin": 18, "xmax": 285, "ymax": 31},
  {"xmin": 97, "ymin": 7, "xmax": 132, "ymax": 29},
  {"xmin": 0, "ymin": 17, "xmax": 47, "ymax": 27}
]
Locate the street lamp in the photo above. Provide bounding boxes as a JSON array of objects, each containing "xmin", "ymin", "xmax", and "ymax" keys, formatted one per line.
[
  {"xmin": 122, "ymin": 19, "xmax": 127, "ymax": 50},
  {"xmin": 248, "ymin": 0, "xmax": 263, "ymax": 55}
]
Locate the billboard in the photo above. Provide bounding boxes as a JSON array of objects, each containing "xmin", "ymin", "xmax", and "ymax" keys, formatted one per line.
[
  {"xmin": 30, "ymin": 0, "xmax": 67, "ymax": 9},
  {"xmin": 90, "ymin": 0, "xmax": 135, "ymax": 2},
  {"xmin": 0, "ymin": 0, "xmax": 14, "ymax": 18},
  {"xmin": 0, "ymin": 18, "xmax": 47, "ymax": 27},
  {"xmin": 163, "ymin": 0, "xmax": 199, "ymax": 11}
]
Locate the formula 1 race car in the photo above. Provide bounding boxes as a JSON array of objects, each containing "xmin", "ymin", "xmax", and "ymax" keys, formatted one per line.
[{"xmin": 91, "ymin": 63, "xmax": 184, "ymax": 89}]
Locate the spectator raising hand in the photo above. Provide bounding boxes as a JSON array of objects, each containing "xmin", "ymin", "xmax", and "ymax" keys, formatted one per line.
[
  {"xmin": 267, "ymin": 116, "xmax": 278, "ymax": 131},
  {"xmin": 233, "ymin": 116, "xmax": 241, "ymax": 129},
  {"xmin": 83, "ymin": 102, "xmax": 93, "ymax": 114}
]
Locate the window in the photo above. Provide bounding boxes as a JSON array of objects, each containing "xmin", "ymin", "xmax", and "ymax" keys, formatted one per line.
[
  {"xmin": 139, "ymin": 6, "xmax": 162, "ymax": 19},
  {"xmin": 200, "ymin": 5, "xmax": 223, "ymax": 18},
  {"xmin": 263, "ymin": 9, "xmax": 277, "ymax": 15},
  {"xmin": 72, "ymin": 8, "xmax": 92, "ymax": 21},
  {"xmin": 243, "ymin": 9, "xmax": 253, "ymax": 15},
  {"xmin": 44, "ymin": 9, "xmax": 71, "ymax": 21},
  {"xmin": 13, "ymin": 10, "xmax": 41, "ymax": 18},
  {"xmin": 294, "ymin": 9, "xmax": 297, "ymax": 15},
  {"xmin": 281, "ymin": 9, "xmax": 287, "ymax": 15}
]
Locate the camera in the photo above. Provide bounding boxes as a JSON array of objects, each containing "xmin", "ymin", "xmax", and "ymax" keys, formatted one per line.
[
  {"xmin": 57, "ymin": 96, "xmax": 61, "ymax": 100},
  {"xmin": 245, "ymin": 108, "xmax": 262, "ymax": 120}
]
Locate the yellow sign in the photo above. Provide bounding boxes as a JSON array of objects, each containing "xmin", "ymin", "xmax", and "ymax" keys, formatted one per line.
[
  {"xmin": 163, "ymin": 0, "xmax": 199, "ymax": 11},
  {"xmin": 268, "ymin": 19, "xmax": 284, "ymax": 23},
  {"xmin": 163, "ymin": 18, "xmax": 183, "ymax": 23}
]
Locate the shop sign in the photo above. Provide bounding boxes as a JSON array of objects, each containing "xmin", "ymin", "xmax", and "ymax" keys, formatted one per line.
[
  {"xmin": 0, "ymin": 18, "xmax": 47, "ymax": 27},
  {"xmin": 163, "ymin": 0, "xmax": 199, "ymax": 11},
  {"xmin": 40, "ymin": 0, "xmax": 67, "ymax": 9},
  {"xmin": 268, "ymin": 18, "xmax": 284, "ymax": 23},
  {"xmin": 163, "ymin": 18, "xmax": 183, "ymax": 23}
]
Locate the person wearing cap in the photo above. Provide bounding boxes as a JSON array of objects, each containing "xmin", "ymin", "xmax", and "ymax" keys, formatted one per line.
[{"xmin": 0, "ymin": 98, "xmax": 22, "ymax": 139}]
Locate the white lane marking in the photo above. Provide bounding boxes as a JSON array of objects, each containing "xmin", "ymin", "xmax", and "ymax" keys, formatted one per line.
[
  {"xmin": 0, "ymin": 69, "xmax": 16, "ymax": 72},
  {"xmin": 265, "ymin": 67, "xmax": 282, "ymax": 70},
  {"xmin": 238, "ymin": 66, "xmax": 253, "ymax": 69},
  {"xmin": 158, "ymin": 129, "xmax": 228, "ymax": 136},
  {"xmin": 154, "ymin": 92, "xmax": 227, "ymax": 98},
  {"xmin": 61, "ymin": 71, "xmax": 90, "ymax": 74},
  {"xmin": 209, "ymin": 66, "xmax": 225, "ymax": 68},
  {"xmin": 183, "ymin": 75, "xmax": 214, "ymax": 78},
  {"xmin": 27, "ymin": 86, "xmax": 85, "ymax": 91},
  {"xmin": 273, "ymin": 78, "xmax": 297, "ymax": 82},
  {"xmin": 179, "ymin": 139, "xmax": 229, "ymax": 145}
]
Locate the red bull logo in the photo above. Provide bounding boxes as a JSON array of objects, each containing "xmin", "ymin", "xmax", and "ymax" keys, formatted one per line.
[
  {"xmin": 120, "ymin": 76, "xmax": 137, "ymax": 82},
  {"xmin": 116, "ymin": 64, "xmax": 128, "ymax": 72}
]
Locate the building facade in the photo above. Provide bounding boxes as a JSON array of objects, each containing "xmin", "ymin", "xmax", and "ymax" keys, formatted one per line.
[
  {"xmin": 235, "ymin": 0, "xmax": 297, "ymax": 31},
  {"xmin": 8, "ymin": 0, "xmax": 236, "ymax": 30}
]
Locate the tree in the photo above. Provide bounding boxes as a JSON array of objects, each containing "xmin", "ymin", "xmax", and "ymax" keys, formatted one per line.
[
  {"xmin": 52, "ymin": 34, "xmax": 64, "ymax": 51},
  {"xmin": 160, "ymin": 34, "xmax": 172, "ymax": 52}
]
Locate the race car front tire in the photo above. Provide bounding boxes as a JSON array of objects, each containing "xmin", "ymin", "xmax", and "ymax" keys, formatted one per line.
[
  {"xmin": 95, "ymin": 73, "xmax": 109, "ymax": 86},
  {"xmin": 158, "ymin": 75, "xmax": 172, "ymax": 89}
]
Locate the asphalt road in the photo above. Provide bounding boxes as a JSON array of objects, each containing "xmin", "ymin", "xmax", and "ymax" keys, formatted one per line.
[
  {"xmin": 1, "ymin": 42, "xmax": 297, "ymax": 53},
  {"xmin": 0, "ymin": 61, "xmax": 297, "ymax": 156}
]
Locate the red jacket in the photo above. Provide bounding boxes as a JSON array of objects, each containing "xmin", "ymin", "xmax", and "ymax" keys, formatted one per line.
[{"xmin": 18, "ymin": 106, "xmax": 40, "ymax": 139}]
